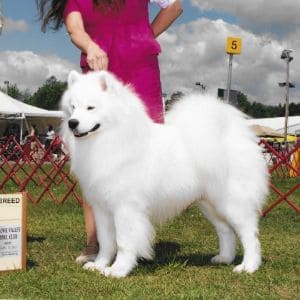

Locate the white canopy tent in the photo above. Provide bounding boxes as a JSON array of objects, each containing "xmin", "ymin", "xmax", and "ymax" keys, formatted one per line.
[
  {"xmin": 0, "ymin": 90, "xmax": 65, "ymax": 141},
  {"xmin": 248, "ymin": 116, "xmax": 300, "ymax": 136}
]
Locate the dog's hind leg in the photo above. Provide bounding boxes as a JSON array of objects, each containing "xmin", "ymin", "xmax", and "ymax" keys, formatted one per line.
[
  {"xmin": 198, "ymin": 200, "xmax": 236, "ymax": 265},
  {"xmin": 226, "ymin": 213, "xmax": 261, "ymax": 273},
  {"xmin": 83, "ymin": 205, "xmax": 117, "ymax": 273},
  {"xmin": 103, "ymin": 204, "xmax": 154, "ymax": 278}
]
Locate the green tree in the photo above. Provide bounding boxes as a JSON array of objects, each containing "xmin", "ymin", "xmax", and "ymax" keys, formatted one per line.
[
  {"xmin": 165, "ymin": 91, "xmax": 184, "ymax": 111},
  {"xmin": 289, "ymin": 102, "xmax": 300, "ymax": 116},
  {"xmin": 234, "ymin": 92, "xmax": 299, "ymax": 118},
  {"xmin": 0, "ymin": 83, "xmax": 31, "ymax": 102},
  {"xmin": 28, "ymin": 76, "xmax": 67, "ymax": 110},
  {"xmin": 235, "ymin": 92, "xmax": 252, "ymax": 114}
]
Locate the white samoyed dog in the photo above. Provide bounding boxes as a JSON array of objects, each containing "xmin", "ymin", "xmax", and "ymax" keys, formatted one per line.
[{"xmin": 61, "ymin": 70, "xmax": 269, "ymax": 278}]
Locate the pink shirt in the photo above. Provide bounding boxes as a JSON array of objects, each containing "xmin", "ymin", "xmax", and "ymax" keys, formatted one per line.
[
  {"xmin": 63, "ymin": 0, "xmax": 162, "ymax": 70},
  {"xmin": 64, "ymin": 0, "xmax": 166, "ymax": 123}
]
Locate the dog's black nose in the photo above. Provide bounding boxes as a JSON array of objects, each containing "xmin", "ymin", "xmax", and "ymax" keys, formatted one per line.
[{"xmin": 68, "ymin": 119, "xmax": 79, "ymax": 130}]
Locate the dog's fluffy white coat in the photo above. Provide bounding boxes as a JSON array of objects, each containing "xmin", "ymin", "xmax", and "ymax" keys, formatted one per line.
[{"xmin": 61, "ymin": 71, "xmax": 269, "ymax": 278}]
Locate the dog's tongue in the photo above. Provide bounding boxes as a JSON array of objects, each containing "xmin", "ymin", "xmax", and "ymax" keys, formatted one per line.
[
  {"xmin": 73, "ymin": 129, "xmax": 88, "ymax": 138},
  {"xmin": 73, "ymin": 129, "xmax": 80, "ymax": 136}
]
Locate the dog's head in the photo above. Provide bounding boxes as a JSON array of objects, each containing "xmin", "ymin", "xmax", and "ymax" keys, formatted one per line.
[{"xmin": 61, "ymin": 70, "xmax": 130, "ymax": 139}]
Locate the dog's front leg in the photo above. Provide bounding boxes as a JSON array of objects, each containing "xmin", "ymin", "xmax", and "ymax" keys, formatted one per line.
[
  {"xmin": 83, "ymin": 204, "xmax": 117, "ymax": 273},
  {"xmin": 103, "ymin": 204, "xmax": 154, "ymax": 278}
]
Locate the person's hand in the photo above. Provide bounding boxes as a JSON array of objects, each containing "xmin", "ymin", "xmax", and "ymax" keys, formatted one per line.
[{"xmin": 86, "ymin": 42, "xmax": 108, "ymax": 71}]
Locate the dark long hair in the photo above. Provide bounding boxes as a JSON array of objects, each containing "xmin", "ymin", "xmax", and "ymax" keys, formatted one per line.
[{"xmin": 36, "ymin": 0, "xmax": 125, "ymax": 32}]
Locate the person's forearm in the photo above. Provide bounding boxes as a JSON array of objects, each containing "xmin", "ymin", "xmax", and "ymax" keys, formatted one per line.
[
  {"xmin": 68, "ymin": 30, "xmax": 95, "ymax": 54},
  {"xmin": 66, "ymin": 12, "xmax": 108, "ymax": 71},
  {"xmin": 65, "ymin": 12, "xmax": 96, "ymax": 54},
  {"xmin": 151, "ymin": 0, "xmax": 183, "ymax": 38}
]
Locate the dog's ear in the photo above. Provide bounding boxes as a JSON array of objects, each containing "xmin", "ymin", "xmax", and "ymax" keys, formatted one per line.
[
  {"xmin": 98, "ymin": 71, "xmax": 122, "ymax": 94},
  {"xmin": 99, "ymin": 75, "xmax": 108, "ymax": 92},
  {"xmin": 68, "ymin": 70, "xmax": 81, "ymax": 87}
]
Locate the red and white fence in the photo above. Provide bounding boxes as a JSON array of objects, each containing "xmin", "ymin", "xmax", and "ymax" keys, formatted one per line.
[
  {"xmin": 259, "ymin": 140, "xmax": 300, "ymax": 216},
  {"xmin": 0, "ymin": 135, "xmax": 299, "ymax": 215},
  {"xmin": 0, "ymin": 135, "xmax": 82, "ymax": 205}
]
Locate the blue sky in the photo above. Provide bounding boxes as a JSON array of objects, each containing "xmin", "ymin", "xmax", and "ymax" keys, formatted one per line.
[
  {"xmin": 0, "ymin": 0, "xmax": 299, "ymax": 105},
  {"xmin": 0, "ymin": 1, "xmax": 236, "ymax": 64},
  {"xmin": 1, "ymin": 0, "xmax": 78, "ymax": 62}
]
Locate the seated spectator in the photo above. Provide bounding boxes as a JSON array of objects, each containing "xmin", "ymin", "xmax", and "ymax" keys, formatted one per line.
[
  {"xmin": 27, "ymin": 124, "xmax": 39, "ymax": 154},
  {"xmin": 45, "ymin": 124, "xmax": 55, "ymax": 150}
]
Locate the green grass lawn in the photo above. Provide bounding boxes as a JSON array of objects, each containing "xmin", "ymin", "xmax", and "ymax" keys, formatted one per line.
[{"xmin": 0, "ymin": 178, "xmax": 299, "ymax": 299}]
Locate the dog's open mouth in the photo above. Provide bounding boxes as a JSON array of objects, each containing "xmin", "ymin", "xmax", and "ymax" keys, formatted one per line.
[{"xmin": 73, "ymin": 123, "xmax": 101, "ymax": 138}]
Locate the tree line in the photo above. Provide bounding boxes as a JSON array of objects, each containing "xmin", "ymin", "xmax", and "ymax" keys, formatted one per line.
[
  {"xmin": 1, "ymin": 77, "xmax": 300, "ymax": 118},
  {"xmin": 1, "ymin": 76, "xmax": 67, "ymax": 111},
  {"xmin": 165, "ymin": 91, "xmax": 300, "ymax": 118},
  {"xmin": 231, "ymin": 92, "xmax": 300, "ymax": 118}
]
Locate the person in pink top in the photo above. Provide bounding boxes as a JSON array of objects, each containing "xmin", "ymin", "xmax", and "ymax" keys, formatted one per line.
[{"xmin": 37, "ymin": 0, "xmax": 182, "ymax": 263}]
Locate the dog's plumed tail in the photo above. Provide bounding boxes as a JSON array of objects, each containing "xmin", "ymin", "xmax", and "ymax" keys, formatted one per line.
[{"xmin": 165, "ymin": 94, "xmax": 269, "ymax": 212}]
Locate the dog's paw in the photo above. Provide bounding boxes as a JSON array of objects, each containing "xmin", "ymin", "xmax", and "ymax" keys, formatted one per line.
[
  {"xmin": 103, "ymin": 266, "xmax": 129, "ymax": 278},
  {"xmin": 233, "ymin": 263, "xmax": 245, "ymax": 273},
  {"xmin": 211, "ymin": 255, "xmax": 234, "ymax": 265},
  {"xmin": 233, "ymin": 261, "xmax": 260, "ymax": 273},
  {"xmin": 83, "ymin": 261, "xmax": 98, "ymax": 271},
  {"xmin": 75, "ymin": 253, "xmax": 97, "ymax": 265},
  {"xmin": 83, "ymin": 256, "xmax": 112, "ymax": 272},
  {"xmin": 83, "ymin": 261, "xmax": 105, "ymax": 273}
]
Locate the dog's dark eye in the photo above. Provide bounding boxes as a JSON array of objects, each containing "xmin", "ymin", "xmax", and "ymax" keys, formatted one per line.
[
  {"xmin": 87, "ymin": 106, "xmax": 95, "ymax": 110},
  {"xmin": 71, "ymin": 104, "xmax": 75, "ymax": 110}
]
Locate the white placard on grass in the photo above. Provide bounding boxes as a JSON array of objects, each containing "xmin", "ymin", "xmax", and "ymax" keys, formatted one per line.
[{"xmin": 0, "ymin": 193, "xmax": 27, "ymax": 272}]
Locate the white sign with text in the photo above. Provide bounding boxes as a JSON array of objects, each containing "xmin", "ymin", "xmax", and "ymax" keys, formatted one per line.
[{"xmin": 0, "ymin": 193, "xmax": 27, "ymax": 271}]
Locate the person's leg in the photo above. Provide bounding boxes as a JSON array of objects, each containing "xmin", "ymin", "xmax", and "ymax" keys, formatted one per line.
[
  {"xmin": 83, "ymin": 201, "xmax": 98, "ymax": 245},
  {"xmin": 76, "ymin": 201, "xmax": 99, "ymax": 264}
]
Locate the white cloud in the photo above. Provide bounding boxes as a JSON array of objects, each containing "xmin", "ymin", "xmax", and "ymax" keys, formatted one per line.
[
  {"xmin": 1, "ymin": 16, "xmax": 299, "ymax": 107},
  {"xmin": 3, "ymin": 17, "xmax": 29, "ymax": 33},
  {"xmin": 0, "ymin": 51, "xmax": 79, "ymax": 93},
  {"xmin": 158, "ymin": 18, "xmax": 300, "ymax": 104},
  {"xmin": 190, "ymin": 0, "xmax": 300, "ymax": 27}
]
